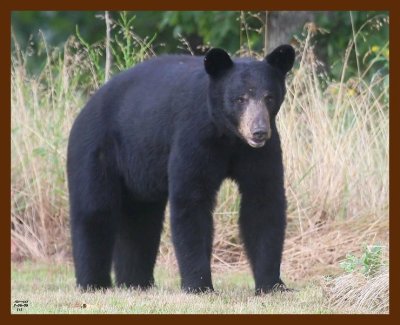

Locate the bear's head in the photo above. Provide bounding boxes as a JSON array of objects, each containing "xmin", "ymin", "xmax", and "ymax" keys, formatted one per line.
[{"xmin": 204, "ymin": 45, "xmax": 295, "ymax": 148}]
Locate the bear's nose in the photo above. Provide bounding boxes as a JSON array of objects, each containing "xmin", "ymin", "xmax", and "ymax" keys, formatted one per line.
[{"xmin": 252, "ymin": 129, "xmax": 267, "ymax": 140}]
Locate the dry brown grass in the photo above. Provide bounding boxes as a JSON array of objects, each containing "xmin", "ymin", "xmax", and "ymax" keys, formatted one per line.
[
  {"xmin": 11, "ymin": 37, "xmax": 82, "ymax": 261},
  {"xmin": 322, "ymin": 267, "xmax": 389, "ymax": 313}
]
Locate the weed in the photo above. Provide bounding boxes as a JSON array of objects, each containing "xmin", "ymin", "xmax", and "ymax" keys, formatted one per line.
[{"xmin": 340, "ymin": 244, "xmax": 386, "ymax": 277}]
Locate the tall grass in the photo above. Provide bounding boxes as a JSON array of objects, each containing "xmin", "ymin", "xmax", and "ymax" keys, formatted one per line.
[
  {"xmin": 11, "ymin": 36, "xmax": 87, "ymax": 260},
  {"xmin": 11, "ymin": 22, "xmax": 389, "ymax": 285}
]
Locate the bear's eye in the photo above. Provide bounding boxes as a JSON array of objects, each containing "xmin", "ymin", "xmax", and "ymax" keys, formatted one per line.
[
  {"xmin": 264, "ymin": 95, "xmax": 275, "ymax": 104},
  {"xmin": 235, "ymin": 96, "xmax": 246, "ymax": 104}
]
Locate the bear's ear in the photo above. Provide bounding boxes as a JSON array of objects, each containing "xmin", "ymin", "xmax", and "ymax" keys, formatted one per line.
[
  {"xmin": 265, "ymin": 44, "xmax": 295, "ymax": 75},
  {"xmin": 204, "ymin": 48, "xmax": 233, "ymax": 78}
]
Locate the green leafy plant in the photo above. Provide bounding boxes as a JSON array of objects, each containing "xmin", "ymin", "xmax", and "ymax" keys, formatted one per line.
[
  {"xmin": 340, "ymin": 245, "xmax": 385, "ymax": 277},
  {"xmin": 111, "ymin": 11, "xmax": 156, "ymax": 71},
  {"xmin": 75, "ymin": 25, "xmax": 105, "ymax": 87},
  {"xmin": 75, "ymin": 11, "xmax": 156, "ymax": 85}
]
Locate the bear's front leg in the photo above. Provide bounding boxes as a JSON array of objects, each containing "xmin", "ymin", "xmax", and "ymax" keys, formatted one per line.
[
  {"xmin": 169, "ymin": 191, "xmax": 215, "ymax": 293},
  {"xmin": 238, "ymin": 174, "xmax": 288, "ymax": 295},
  {"xmin": 168, "ymin": 143, "xmax": 226, "ymax": 293}
]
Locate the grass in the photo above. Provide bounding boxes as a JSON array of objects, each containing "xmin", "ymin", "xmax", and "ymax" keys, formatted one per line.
[
  {"xmin": 323, "ymin": 267, "xmax": 389, "ymax": 314},
  {"xmin": 12, "ymin": 262, "xmax": 337, "ymax": 314}
]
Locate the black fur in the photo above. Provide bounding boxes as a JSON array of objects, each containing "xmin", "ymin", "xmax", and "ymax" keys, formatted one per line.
[
  {"xmin": 67, "ymin": 45, "xmax": 295, "ymax": 294},
  {"xmin": 204, "ymin": 48, "xmax": 233, "ymax": 77}
]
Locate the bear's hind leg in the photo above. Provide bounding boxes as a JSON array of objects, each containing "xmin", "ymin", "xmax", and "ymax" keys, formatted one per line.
[
  {"xmin": 113, "ymin": 199, "xmax": 166, "ymax": 289},
  {"xmin": 69, "ymin": 148, "xmax": 121, "ymax": 291},
  {"xmin": 71, "ymin": 209, "xmax": 117, "ymax": 290}
]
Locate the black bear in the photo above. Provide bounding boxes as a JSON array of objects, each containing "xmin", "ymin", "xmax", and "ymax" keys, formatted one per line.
[{"xmin": 67, "ymin": 44, "xmax": 295, "ymax": 294}]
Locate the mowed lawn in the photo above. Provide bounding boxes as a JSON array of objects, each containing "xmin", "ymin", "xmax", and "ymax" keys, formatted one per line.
[{"xmin": 11, "ymin": 262, "xmax": 340, "ymax": 314}]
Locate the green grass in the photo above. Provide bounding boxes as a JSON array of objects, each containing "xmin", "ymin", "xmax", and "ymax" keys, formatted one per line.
[{"xmin": 12, "ymin": 262, "xmax": 338, "ymax": 314}]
